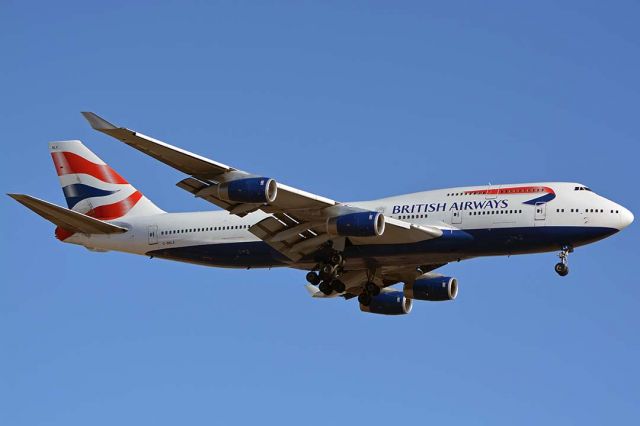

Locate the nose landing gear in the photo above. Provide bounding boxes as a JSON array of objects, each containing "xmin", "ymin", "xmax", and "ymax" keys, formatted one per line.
[{"xmin": 555, "ymin": 245, "xmax": 572, "ymax": 276}]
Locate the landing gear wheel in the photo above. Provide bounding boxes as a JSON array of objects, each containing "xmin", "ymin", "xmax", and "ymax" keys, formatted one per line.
[
  {"xmin": 306, "ymin": 271, "xmax": 320, "ymax": 285},
  {"xmin": 319, "ymin": 281, "xmax": 333, "ymax": 295},
  {"xmin": 555, "ymin": 262, "xmax": 569, "ymax": 276},
  {"xmin": 365, "ymin": 281, "xmax": 380, "ymax": 296},
  {"xmin": 332, "ymin": 280, "xmax": 346, "ymax": 293},
  {"xmin": 319, "ymin": 264, "xmax": 336, "ymax": 281},
  {"xmin": 330, "ymin": 253, "xmax": 343, "ymax": 265},
  {"xmin": 556, "ymin": 245, "xmax": 572, "ymax": 277},
  {"xmin": 358, "ymin": 293, "xmax": 372, "ymax": 306}
]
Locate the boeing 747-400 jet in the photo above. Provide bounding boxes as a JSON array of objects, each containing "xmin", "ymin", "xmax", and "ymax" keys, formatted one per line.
[{"xmin": 9, "ymin": 113, "xmax": 634, "ymax": 315}]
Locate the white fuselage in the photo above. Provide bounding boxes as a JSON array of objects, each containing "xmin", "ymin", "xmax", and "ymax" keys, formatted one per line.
[{"xmin": 63, "ymin": 182, "xmax": 633, "ymax": 269}]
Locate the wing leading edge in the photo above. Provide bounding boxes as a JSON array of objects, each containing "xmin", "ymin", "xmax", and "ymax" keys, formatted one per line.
[{"xmin": 81, "ymin": 112, "xmax": 442, "ymax": 261}]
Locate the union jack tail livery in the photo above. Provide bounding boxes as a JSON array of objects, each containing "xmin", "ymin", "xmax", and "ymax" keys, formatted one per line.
[{"xmin": 49, "ymin": 140, "xmax": 164, "ymax": 221}]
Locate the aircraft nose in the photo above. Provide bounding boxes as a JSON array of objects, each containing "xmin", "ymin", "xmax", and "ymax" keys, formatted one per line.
[{"xmin": 620, "ymin": 207, "xmax": 634, "ymax": 229}]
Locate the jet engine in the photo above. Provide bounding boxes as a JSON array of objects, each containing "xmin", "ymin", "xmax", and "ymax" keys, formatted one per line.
[
  {"xmin": 217, "ymin": 177, "xmax": 278, "ymax": 203},
  {"xmin": 359, "ymin": 291, "xmax": 413, "ymax": 315},
  {"xmin": 327, "ymin": 211, "xmax": 385, "ymax": 237},
  {"xmin": 404, "ymin": 275, "xmax": 458, "ymax": 301}
]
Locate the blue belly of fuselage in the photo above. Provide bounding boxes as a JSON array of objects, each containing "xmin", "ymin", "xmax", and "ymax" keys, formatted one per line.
[{"xmin": 147, "ymin": 226, "xmax": 618, "ymax": 268}]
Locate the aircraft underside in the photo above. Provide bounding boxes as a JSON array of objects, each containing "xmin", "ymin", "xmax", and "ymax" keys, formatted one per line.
[{"xmin": 147, "ymin": 225, "xmax": 618, "ymax": 269}]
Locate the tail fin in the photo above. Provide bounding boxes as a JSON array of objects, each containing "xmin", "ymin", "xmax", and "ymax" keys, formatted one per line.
[{"xmin": 49, "ymin": 140, "xmax": 164, "ymax": 221}]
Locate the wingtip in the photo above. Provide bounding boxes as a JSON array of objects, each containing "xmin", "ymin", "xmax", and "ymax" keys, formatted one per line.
[
  {"xmin": 7, "ymin": 193, "xmax": 32, "ymax": 205},
  {"xmin": 81, "ymin": 112, "xmax": 117, "ymax": 130}
]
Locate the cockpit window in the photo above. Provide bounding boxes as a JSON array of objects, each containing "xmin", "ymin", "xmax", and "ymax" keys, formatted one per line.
[{"xmin": 574, "ymin": 186, "xmax": 592, "ymax": 191}]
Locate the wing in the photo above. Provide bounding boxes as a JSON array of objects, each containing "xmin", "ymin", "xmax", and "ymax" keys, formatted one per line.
[{"xmin": 82, "ymin": 112, "xmax": 441, "ymax": 261}]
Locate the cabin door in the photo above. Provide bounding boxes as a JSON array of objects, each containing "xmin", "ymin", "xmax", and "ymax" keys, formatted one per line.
[
  {"xmin": 534, "ymin": 203, "xmax": 546, "ymax": 226},
  {"xmin": 148, "ymin": 225, "xmax": 159, "ymax": 244},
  {"xmin": 451, "ymin": 210, "xmax": 462, "ymax": 225},
  {"xmin": 485, "ymin": 185, "xmax": 499, "ymax": 199}
]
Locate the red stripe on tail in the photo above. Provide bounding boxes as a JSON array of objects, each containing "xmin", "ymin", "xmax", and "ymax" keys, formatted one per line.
[
  {"xmin": 51, "ymin": 151, "xmax": 128, "ymax": 184},
  {"xmin": 86, "ymin": 191, "xmax": 143, "ymax": 220}
]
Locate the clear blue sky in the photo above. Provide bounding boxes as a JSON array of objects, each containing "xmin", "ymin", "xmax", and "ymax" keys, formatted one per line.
[{"xmin": 2, "ymin": 1, "xmax": 639, "ymax": 424}]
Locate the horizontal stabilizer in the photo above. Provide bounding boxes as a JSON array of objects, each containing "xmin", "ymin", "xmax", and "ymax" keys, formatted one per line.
[{"xmin": 8, "ymin": 193, "xmax": 127, "ymax": 235}]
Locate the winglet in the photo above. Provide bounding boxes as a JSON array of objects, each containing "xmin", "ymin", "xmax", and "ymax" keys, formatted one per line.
[{"xmin": 81, "ymin": 112, "xmax": 117, "ymax": 130}]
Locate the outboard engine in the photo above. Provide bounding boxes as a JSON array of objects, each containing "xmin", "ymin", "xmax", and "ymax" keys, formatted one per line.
[
  {"xmin": 404, "ymin": 275, "xmax": 458, "ymax": 301},
  {"xmin": 359, "ymin": 291, "xmax": 413, "ymax": 315},
  {"xmin": 327, "ymin": 211, "xmax": 385, "ymax": 237},
  {"xmin": 217, "ymin": 177, "xmax": 278, "ymax": 203}
]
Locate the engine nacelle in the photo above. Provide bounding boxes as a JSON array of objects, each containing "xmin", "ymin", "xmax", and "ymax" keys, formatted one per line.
[
  {"xmin": 360, "ymin": 291, "xmax": 413, "ymax": 315},
  {"xmin": 404, "ymin": 275, "xmax": 458, "ymax": 301},
  {"xmin": 326, "ymin": 212, "xmax": 385, "ymax": 237},
  {"xmin": 217, "ymin": 177, "xmax": 277, "ymax": 204}
]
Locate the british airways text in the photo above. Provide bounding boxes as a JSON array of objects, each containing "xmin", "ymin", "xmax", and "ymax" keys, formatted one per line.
[{"xmin": 392, "ymin": 199, "xmax": 509, "ymax": 214}]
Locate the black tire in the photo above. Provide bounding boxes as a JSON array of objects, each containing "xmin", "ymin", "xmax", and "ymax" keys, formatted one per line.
[
  {"xmin": 330, "ymin": 253, "xmax": 343, "ymax": 265},
  {"xmin": 555, "ymin": 262, "xmax": 569, "ymax": 276},
  {"xmin": 319, "ymin": 281, "xmax": 333, "ymax": 295},
  {"xmin": 358, "ymin": 293, "xmax": 372, "ymax": 306},
  {"xmin": 332, "ymin": 280, "xmax": 346, "ymax": 293},
  {"xmin": 319, "ymin": 264, "xmax": 336, "ymax": 281},
  {"xmin": 306, "ymin": 271, "xmax": 320, "ymax": 285},
  {"xmin": 365, "ymin": 281, "xmax": 380, "ymax": 296}
]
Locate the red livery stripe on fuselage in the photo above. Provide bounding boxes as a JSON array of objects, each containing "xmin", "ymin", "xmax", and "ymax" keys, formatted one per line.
[
  {"xmin": 51, "ymin": 151, "xmax": 128, "ymax": 184},
  {"xmin": 464, "ymin": 186, "xmax": 554, "ymax": 195},
  {"xmin": 55, "ymin": 227, "xmax": 75, "ymax": 241}
]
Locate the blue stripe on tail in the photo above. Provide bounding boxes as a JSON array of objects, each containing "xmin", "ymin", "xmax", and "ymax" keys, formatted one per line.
[{"xmin": 62, "ymin": 184, "xmax": 117, "ymax": 208}]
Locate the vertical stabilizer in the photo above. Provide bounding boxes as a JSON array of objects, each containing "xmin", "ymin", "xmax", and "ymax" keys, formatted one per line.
[{"xmin": 49, "ymin": 140, "xmax": 164, "ymax": 222}]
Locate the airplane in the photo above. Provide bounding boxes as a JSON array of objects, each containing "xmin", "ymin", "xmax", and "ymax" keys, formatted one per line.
[{"xmin": 9, "ymin": 112, "xmax": 634, "ymax": 315}]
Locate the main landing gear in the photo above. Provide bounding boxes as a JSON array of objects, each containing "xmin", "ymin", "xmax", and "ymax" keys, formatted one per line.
[
  {"xmin": 305, "ymin": 252, "xmax": 346, "ymax": 295},
  {"xmin": 554, "ymin": 245, "xmax": 572, "ymax": 277}
]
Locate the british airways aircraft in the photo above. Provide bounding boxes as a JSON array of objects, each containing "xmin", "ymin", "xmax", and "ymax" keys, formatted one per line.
[{"xmin": 9, "ymin": 113, "xmax": 634, "ymax": 315}]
